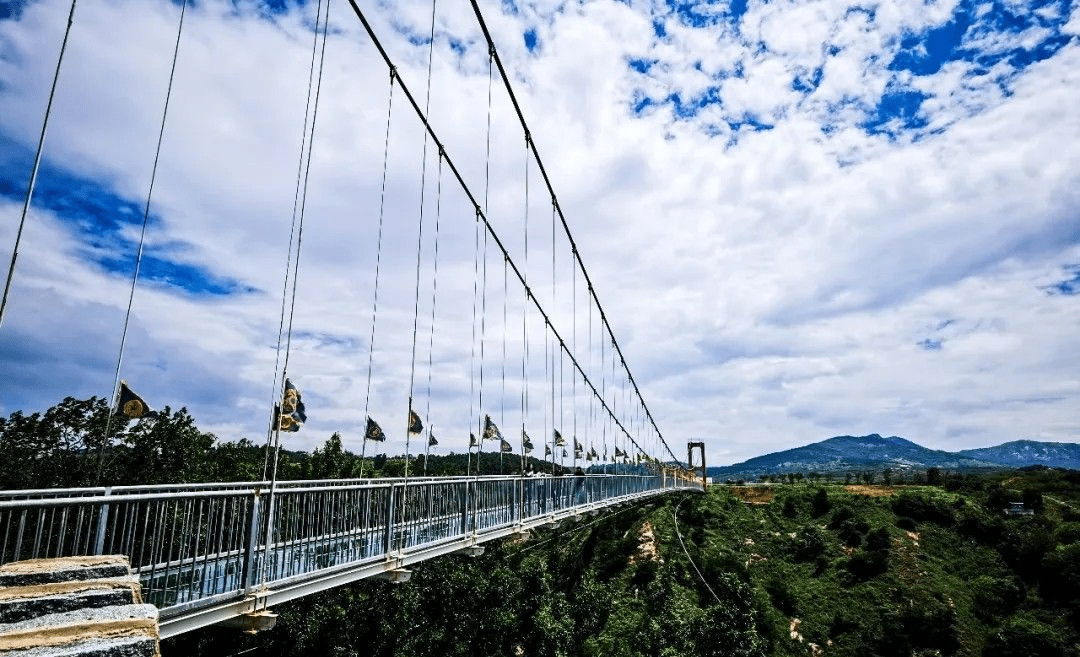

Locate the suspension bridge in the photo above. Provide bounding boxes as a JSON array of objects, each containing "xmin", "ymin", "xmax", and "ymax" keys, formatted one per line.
[{"xmin": 0, "ymin": 0, "xmax": 706, "ymax": 640}]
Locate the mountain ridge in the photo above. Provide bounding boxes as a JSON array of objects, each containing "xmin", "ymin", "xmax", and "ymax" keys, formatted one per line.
[{"xmin": 707, "ymin": 434, "xmax": 1079, "ymax": 480}]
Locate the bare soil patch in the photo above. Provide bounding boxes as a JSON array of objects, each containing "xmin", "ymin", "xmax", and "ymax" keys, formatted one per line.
[
  {"xmin": 727, "ymin": 485, "xmax": 775, "ymax": 505},
  {"xmin": 843, "ymin": 484, "xmax": 904, "ymax": 497}
]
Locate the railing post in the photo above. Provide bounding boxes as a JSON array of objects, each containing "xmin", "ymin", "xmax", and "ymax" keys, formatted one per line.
[
  {"xmin": 383, "ymin": 484, "xmax": 396, "ymax": 556},
  {"xmin": 242, "ymin": 491, "xmax": 262, "ymax": 591},
  {"xmin": 516, "ymin": 478, "xmax": 522, "ymax": 523},
  {"xmin": 93, "ymin": 487, "xmax": 112, "ymax": 555},
  {"xmin": 459, "ymin": 481, "xmax": 469, "ymax": 536}
]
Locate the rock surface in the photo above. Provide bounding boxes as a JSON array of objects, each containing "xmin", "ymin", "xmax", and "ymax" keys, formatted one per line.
[{"xmin": 0, "ymin": 555, "xmax": 159, "ymax": 656}]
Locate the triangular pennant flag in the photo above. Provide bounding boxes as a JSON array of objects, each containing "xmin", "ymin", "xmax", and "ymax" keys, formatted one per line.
[
  {"xmin": 483, "ymin": 415, "xmax": 502, "ymax": 441},
  {"xmin": 116, "ymin": 381, "xmax": 152, "ymax": 420},
  {"xmin": 277, "ymin": 408, "xmax": 301, "ymax": 432},
  {"xmin": 574, "ymin": 438, "xmax": 583, "ymax": 451},
  {"xmin": 408, "ymin": 408, "xmax": 423, "ymax": 434},
  {"xmin": 545, "ymin": 444, "xmax": 552, "ymax": 456},
  {"xmin": 554, "ymin": 429, "xmax": 566, "ymax": 447},
  {"xmin": 470, "ymin": 432, "xmax": 479, "ymax": 448},
  {"xmin": 561, "ymin": 448, "xmax": 568, "ymax": 458},
  {"xmin": 278, "ymin": 379, "xmax": 306, "ymax": 430},
  {"xmin": 365, "ymin": 416, "xmax": 386, "ymax": 442},
  {"xmin": 428, "ymin": 430, "xmax": 438, "ymax": 447}
]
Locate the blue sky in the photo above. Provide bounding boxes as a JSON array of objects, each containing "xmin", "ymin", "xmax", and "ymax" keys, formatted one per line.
[{"xmin": 0, "ymin": 0, "xmax": 1077, "ymax": 466}]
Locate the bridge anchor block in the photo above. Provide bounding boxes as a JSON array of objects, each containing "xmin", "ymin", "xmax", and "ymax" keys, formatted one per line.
[
  {"xmin": 373, "ymin": 569, "xmax": 412, "ymax": 584},
  {"xmin": 216, "ymin": 610, "xmax": 277, "ymax": 634},
  {"xmin": 453, "ymin": 546, "xmax": 485, "ymax": 557}
]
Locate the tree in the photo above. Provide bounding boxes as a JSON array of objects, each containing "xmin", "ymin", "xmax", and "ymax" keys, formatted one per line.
[
  {"xmin": 0, "ymin": 396, "xmax": 113, "ymax": 488},
  {"xmin": 308, "ymin": 433, "xmax": 360, "ymax": 479},
  {"xmin": 984, "ymin": 613, "xmax": 1065, "ymax": 657},
  {"xmin": 926, "ymin": 467, "xmax": 942, "ymax": 486},
  {"xmin": 115, "ymin": 406, "xmax": 216, "ymax": 484}
]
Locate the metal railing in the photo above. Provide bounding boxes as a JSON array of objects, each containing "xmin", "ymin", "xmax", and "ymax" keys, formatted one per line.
[{"xmin": 0, "ymin": 473, "xmax": 700, "ymax": 630}]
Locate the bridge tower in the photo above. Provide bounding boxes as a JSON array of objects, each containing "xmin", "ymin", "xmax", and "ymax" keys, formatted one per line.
[{"xmin": 687, "ymin": 442, "xmax": 707, "ymax": 490}]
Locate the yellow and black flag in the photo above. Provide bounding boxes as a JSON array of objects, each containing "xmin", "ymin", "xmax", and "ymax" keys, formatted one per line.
[
  {"xmin": 408, "ymin": 409, "xmax": 423, "ymax": 435},
  {"xmin": 365, "ymin": 417, "xmax": 386, "ymax": 442},
  {"xmin": 116, "ymin": 381, "xmax": 151, "ymax": 419},
  {"xmin": 483, "ymin": 415, "xmax": 502, "ymax": 441},
  {"xmin": 278, "ymin": 379, "xmax": 306, "ymax": 432},
  {"xmin": 553, "ymin": 429, "xmax": 566, "ymax": 447}
]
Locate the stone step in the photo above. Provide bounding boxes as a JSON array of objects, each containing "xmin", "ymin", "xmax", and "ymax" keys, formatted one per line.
[
  {"xmin": 0, "ymin": 557, "xmax": 132, "ymax": 588},
  {"xmin": 0, "ymin": 604, "xmax": 159, "ymax": 655},
  {"xmin": 0, "ymin": 633, "xmax": 159, "ymax": 657},
  {"xmin": 0, "ymin": 582, "xmax": 140, "ymax": 624}
]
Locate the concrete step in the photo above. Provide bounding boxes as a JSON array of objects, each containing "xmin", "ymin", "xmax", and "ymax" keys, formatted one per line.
[
  {"xmin": 0, "ymin": 557, "xmax": 132, "ymax": 588},
  {"xmin": 0, "ymin": 604, "xmax": 159, "ymax": 655},
  {"xmin": 0, "ymin": 582, "xmax": 140, "ymax": 624},
  {"xmin": 0, "ymin": 633, "xmax": 159, "ymax": 657},
  {"xmin": 0, "ymin": 556, "xmax": 159, "ymax": 656}
]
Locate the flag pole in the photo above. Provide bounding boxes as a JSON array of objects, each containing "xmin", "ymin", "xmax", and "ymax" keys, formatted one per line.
[
  {"xmin": 261, "ymin": 402, "xmax": 283, "ymax": 589},
  {"xmin": 359, "ymin": 432, "xmax": 367, "ymax": 479}
]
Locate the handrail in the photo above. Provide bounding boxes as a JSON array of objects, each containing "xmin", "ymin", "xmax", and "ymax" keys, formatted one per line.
[{"xmin": 0, "ymin": 473, "xmax": 701, "ymax": 636}]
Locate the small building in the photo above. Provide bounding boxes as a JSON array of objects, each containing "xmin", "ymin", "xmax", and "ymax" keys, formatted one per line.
[{"xmin": 1005, "ymin": 501, "xmax": 1034, "ymax": 516}]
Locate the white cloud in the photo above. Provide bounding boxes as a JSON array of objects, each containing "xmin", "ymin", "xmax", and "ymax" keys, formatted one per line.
[{"xmin": 0, "ymin": 0, "xmax": 1077, "ymax": 471}]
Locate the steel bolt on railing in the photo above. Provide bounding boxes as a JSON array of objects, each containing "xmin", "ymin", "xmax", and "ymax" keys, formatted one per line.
[{"xmin": 1, "ymin": 473, "xmax": 700, "ymax": 623}]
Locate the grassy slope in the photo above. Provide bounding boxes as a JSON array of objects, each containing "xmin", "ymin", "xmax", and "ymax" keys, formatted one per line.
[{"xmin": 674, "ymin": 480, "xmax": 1079, "ymax": 657}]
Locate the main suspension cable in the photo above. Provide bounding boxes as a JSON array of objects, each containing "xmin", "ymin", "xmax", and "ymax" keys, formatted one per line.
[
  {"xmin": 465, "ymin": 0, "xmax": 680, "ymax": 466},
  {"xmin": 343, "ymin": 0, "xmax": 656, "ymax": 460}
]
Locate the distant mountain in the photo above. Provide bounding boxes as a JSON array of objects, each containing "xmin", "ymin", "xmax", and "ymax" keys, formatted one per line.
[
  {"xmin": 705, "ymin": 434, "xmax": 1062, "ymax": 481},
  {"xmin": 956, "ymin": 440, "xmax": 1080, "ymax": 469}
]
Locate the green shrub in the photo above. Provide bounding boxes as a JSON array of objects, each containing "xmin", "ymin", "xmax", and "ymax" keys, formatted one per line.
[
  {"xmin": 811, "ymin": 488, "xmax": 831, "ymax": 516},
  {"xmin": 895, "ymin": 515, "xmax": 918, "ymax": 531},
  {"xmin": 836, "ymin": 518, "xmax": 867, "ymax": 548},
  {"xmin": 971, "ymin": 575, "xmax": 1026, "ymax": 622},
  {"xmin": 957, "ymin": 505, "xmax": 1003, "ymax": 544},
  {"xmin": 892, "ymin": 491, "xmax": 956, "ymax": 526},
  {"xmin": 793, "ymin": 525, "xmax": 827, "ymax": 563},
  {"xmin": 877, "ymin": 597, "xmax": 959, "ymax": 657},
  {"xmin": 983, "ymin": 613, "xmax": 1065, "ymax": 657},
  {"xmin": 1038, "ymin": 542, "xmax": 1080, "ymax": 603},
  {"xmin": 1052, "ymin": 521, "xmax": 1080, "ymax": 546}
]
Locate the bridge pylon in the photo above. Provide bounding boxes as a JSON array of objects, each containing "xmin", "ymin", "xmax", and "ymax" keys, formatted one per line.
[{"xmin": 687, "ymin": 442, "xmax": 707, "ymax": 490}]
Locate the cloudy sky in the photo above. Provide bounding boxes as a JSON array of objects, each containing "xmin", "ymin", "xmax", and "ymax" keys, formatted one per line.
[{"xmin": 1, "ymin": 0, "xmax": 1077, "ymax": 467}]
